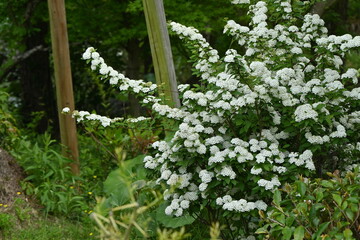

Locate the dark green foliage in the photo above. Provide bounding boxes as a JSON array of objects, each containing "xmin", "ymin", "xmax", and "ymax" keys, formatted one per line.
[{"xmin": 256, "ymin": 169, "xmax": 360, "ymax": 240}]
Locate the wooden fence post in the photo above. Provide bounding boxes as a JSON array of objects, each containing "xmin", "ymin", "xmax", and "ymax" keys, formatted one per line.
[
  {"xmin": 47, "ymin": 0, "xmax": 79, "ymax": 175},
  {"xmin": 142, "ymin": 0, "xmax": 180, "ymax": 108}
]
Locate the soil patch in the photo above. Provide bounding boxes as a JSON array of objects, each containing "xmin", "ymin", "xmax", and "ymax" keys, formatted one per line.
[{"xmin": 0, "ymin": 148, "xmax": 24, "ymax": 204}]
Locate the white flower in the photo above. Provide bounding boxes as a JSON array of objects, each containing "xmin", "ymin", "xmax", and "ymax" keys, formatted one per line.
[
  {"xmin": 62, "ymin": 107, "xmax": 70, "ymax": 113},
  {"xmin": 199, "ymin": 183, "xmax": 208, "ymax": 191},
  {"xmin": 250, "ymin": 167, "xmax": 262, "ymax": 175},
  {"xmin": 180, "ymin": 200, "xmax": 190, "ymax": 209},
  {"xmin": 220, "ymin": 166, "xmax": 236, "ymax": 179},
  {"xmin": 82, "ymin": 47, "xmax": 94, "ymax": 59},
  {"xmin": 99, "ymin": 63, "xmax": 110, "ymax": 75},
  {"xmin": 294, "ymin": 104, "xmax": 318, "ymax": 122},
  {"xmin": 174, "ymin": 208, "xmax": 183, "ymax": 217},
  {"xmin": 109, "ymin": 77, "xmax": 119, "ymax": 85},
  {"xmin": 165, "ymin": 206, "xmax": 173, "ymax": 215},
  {"xmin": 231, "ymin": 0, "xmax": 250, "ymax": 4},
  {"xmin": 255, "ymin": 200, "xmax": 268, "ymax": 211},
  {"xmin": 91, "ymin": 52, "xmax": 100, "ymax": 59}
]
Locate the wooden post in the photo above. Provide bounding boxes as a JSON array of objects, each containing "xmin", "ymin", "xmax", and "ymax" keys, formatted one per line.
[
  {"xmin": 143, "ymin": 0, "xmax": 180, "ymax": 108},
  {"xmin": 47, "ymin": 0, "xmax": 79, "ymax": 175}
]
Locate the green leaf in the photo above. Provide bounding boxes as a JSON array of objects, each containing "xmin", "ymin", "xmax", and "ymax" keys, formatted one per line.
[
  {"xmin": 350, "ymin": 203, "xmax": 359, "ymax": 213},
  {"xmin": 315, "ymin": 103, "xmax": 325, "ymax": 110},
  {"xmin": 313, "ymin": 222, "xmax": 330, "ymax": 239},
  {"xmin": 285, "ymin": 216, "xmax": 295, "ymax": 227},
  {"xmin": 347, "ymin": 197, "xmax": 359, "ymax": 203},
  {"xmin": 333, "ymin": 208, "xmax": 342, "ymax": 219},
  {"xmin": 103, "ymin": 155, "xmax": 146, "ymax": 206},
  {"xmin": 320, "ymin": 180, "xmax": 334, "ymax": 189},
  {"xmin": 311, "ymin": 217, "xmax": 320, "ymax": 227},
  {"xmin": 316, "ymin": 191, "xmax": 324, "ymax": 202},
  {"xmin": 343, "ymin": 229, "xmax": 353, "ymax": 239},
  {"xmin": 325, "ymin": 115, "xmax": 333, "ymax": 125},
  {"xmin": 255, "ymin": 226, "xmax": 269, "ymax": 234},
  {"xmin": 296, "ymin": 202, "xmax": 308, "ymax": 215},
  {"xmin": 332, "ymin": 194, "xmax": 342, "ymax": 206},
  {"xmin": 345, "ymin": 208, "xmax": 355, "ymax": 222},
  {"xmin": 341, "ymin": 200, "xmax": 348, "ymax": 210},
  {"xmin": 276, "ymin": 214, "xmax": 286, "ymax": 225},
  {"xmin": 282, "ymin": 227, "xmax": 293, "ymax": 240},
  {"xmin": 294, "ymin": 226, "xmax": 305, "ymax": 240},
  {"xmin": 297, "ymin": 181, "xmax": 307, "ymax": 197},
  {"xmin": 273, "ymin": 189, "xmax": 282, "ymax": 205}
]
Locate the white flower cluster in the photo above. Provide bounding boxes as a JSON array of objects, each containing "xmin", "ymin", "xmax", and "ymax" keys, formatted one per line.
[
  {"xmin": 231, "ymin": 0, "xmax": 250, "ymax": 4},
  {"xmin": 257, "ymin": 177, "xmax": 281, "ymax": 191},
  {"xmin": 82, "ymin": 47, "xmax": 157, "ymax": 95},
  {"xmin": 294, "ymin": 104, "xmax": 318, "ymax": 122},
  {"xmin": 72, "ymin": 110, "xmax": 113, "ymax": 127},
  {"xmin": 216, "ymin": 195, "xmax": 268, "ymax": 212},
  {"xmin": 288, "ymin": 150, "xmax": 316, "ymax": 170},
  {"xmin": 71, "ymin": 110, "xmax": 151, "ymax": 128},
  {"xmin": 164, "ymin": 196, "xmax": 192, "ymax": 217}
]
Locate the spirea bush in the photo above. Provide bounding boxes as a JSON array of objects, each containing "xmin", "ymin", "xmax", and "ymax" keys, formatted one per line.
[{"xmin": 72, "ymin": 0, "xmax": 360, "ymax": 237}]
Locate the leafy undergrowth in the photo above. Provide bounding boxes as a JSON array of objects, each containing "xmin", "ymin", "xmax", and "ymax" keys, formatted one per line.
[{"xmin": 0, "ymin": 198, "xmax": 95, "ymax": 240}]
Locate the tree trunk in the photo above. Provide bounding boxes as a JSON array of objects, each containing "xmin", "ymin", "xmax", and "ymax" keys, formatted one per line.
[
  {"xmin": 125, "ymin": 39, "xmax": 143, "ymax": 117},
  {"xmin": 48, "ymin": 0, "xmax": 80, "ymax": 175},
  {"xmin": 19, "ymin": 21, "xmax": 58, "ymax": 134}
]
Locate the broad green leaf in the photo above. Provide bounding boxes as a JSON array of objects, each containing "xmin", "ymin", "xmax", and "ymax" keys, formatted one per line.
[
  {"xmin": 104, "ymin": 155, "xmax": 146, "ymax": 206},
  {"xmin": 255, "ymin": 226, "xmax": 269, "ymax": 234},
  {"xmin": 333, "ymin": 208, "xmax": 342, "ymax": 219},
  {"xmin": 347, "ymin": 197, "xmax": 359, "ymax": 203},
  {"xmin": 285, "ymin": 216, "xmax": 295, "ymax": 227},
  {"xmin": 316, "ymin": 191, "xmax": 324, "ymax": 202},
  {"xmin": 297, "ymin": 181, "xmax": 307, "ymax": 197},
  {"xmin": 282, "ymin": 227, "xmax": 293, "ymax": 240},
  {"xmin": 311, "ymin": 217, "xmax": 320, "ymax": 227},
  {"xmin": 341, "ymin": 200, "xmax": 348, "ymax": 210},
  {"xmin": 320, "ymin": 180, "xmax": 334, "ymax": 189},
  {"xmin": 315, "ymin": 103, "xmax": 325, "ymax": 110},
  {"xmin": 294, "ymin": 226, "xmax": 305, "ymax": 240},
  {"xmin": 343, "ymin": 229, "xmax": 353, "ymax": 239},
  {"xmin": 332, "ymin": 194, "xmax": 342, "ymax": 206},
  {"xmin": 276, "ymin": 214, "xmax": 286, "ymax": 225},
  {"xmin": 313, "ymin": 222, "xmax": 330, "ymax": 239},
  {"xmin": 296, "ymin": 202, "xmax": 308, "ymax": 215},
  {"xmin": 350, "ymin": 203, "xmax": 359, "ymax": 213},
  {"xmin": 273, "ymin": 189, "xmax": 282, "ymax": 205},
  {"xmin": 345, "ymin": 208, "xmax": 355, "ymax": 222}
]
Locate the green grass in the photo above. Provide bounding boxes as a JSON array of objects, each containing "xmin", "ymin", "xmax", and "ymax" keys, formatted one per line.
[
  {"xmin": 2, "ymin": 217, "xmax": 95, "ymax": 240},
  {"xmin": 0, "ymin": 198, "xmax": 96, "ymax": 240}
]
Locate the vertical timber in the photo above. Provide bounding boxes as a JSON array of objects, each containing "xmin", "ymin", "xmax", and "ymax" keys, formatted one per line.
[
  {"xmin": 143, "ymin": 0, "xmax": 180, "ymax": 108},
  {"xmin": 47, "ymin": 0, "xmax": 79, "ymax": 175}
]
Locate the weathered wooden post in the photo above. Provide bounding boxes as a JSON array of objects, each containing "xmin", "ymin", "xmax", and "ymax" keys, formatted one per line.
[
  {"xmin": 142, "ymin": 0, "xmax": 180, "ymax": 108},
  {"xmin": 47, "ymin": 0, "xmax": 79, "ymax": 175}
]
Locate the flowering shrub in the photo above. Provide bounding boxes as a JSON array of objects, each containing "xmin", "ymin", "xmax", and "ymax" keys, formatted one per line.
[{"xmin": 72, "ymin": 0, "xmax": 360, "ymax": 238}]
